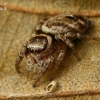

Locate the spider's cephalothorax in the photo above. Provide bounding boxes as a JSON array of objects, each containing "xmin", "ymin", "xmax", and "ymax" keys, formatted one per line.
[{"xmin": 15, "ymin": 33, "xmax": 66, "ymax": 86}]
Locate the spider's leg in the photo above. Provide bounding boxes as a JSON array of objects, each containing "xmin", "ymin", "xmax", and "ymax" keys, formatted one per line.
[
  {"xmin": 55, "ymin": 33, "xmax": 81, "ymax": 60},
  {"xmin": 36, "ymin": 18, "xmax": 48, "ymax": 31},
  {"xmin": 50, "ymin": 50, "xmax": 65, "ymax": 79},
  {"xmin": 15, "ymin": 42, "xmax": 28, "ymax": 73},
  {"xmin": 66, "ymin": 39, "xmax": 81, "ymax": 61},
  {"xmin": 66, "ymin": 32, "xmax": 100, "ymax": 41},
  {"xmin": 76, "ymin": 34, "xmax": 100, "ymax": 41},
  {"xmin": 33, "ymin": 56, "xmax": 54, "ymax": 87}
]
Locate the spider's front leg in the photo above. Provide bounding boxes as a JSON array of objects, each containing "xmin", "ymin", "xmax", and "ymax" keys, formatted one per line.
[
  {"xmin": 33, "ymin": 56, "xmax": 54, "ymax": 87},
  {"xmin": 50, "ymin": 50, "xmax": 65, "ymax": 79},
  {"xmin": 15, "ymin": 42, "xmax": 28, "ymax": 73}
]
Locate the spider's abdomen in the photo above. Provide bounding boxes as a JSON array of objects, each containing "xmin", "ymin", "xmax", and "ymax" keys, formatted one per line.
[{"xmin": 41, "ymin": 15, "xmax": 90, "ymax": 34}]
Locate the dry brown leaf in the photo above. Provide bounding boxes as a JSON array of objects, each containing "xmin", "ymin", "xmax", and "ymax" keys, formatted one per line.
[
  {"xmin": 0, "ymin": 0, "xmax": 100, "ymax": 100},
  {"xmin": 1, "ymin": 0, "xmax": 100, "ymax": 16}
]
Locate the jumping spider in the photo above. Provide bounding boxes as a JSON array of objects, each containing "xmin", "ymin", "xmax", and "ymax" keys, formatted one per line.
[
  {"xmin": 15, "ymin": 32, "xmax": 66, "ymax": 86},
  {"xmin": 15, "ymin": 14, "xmax": 99, "ymax": 86}
]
